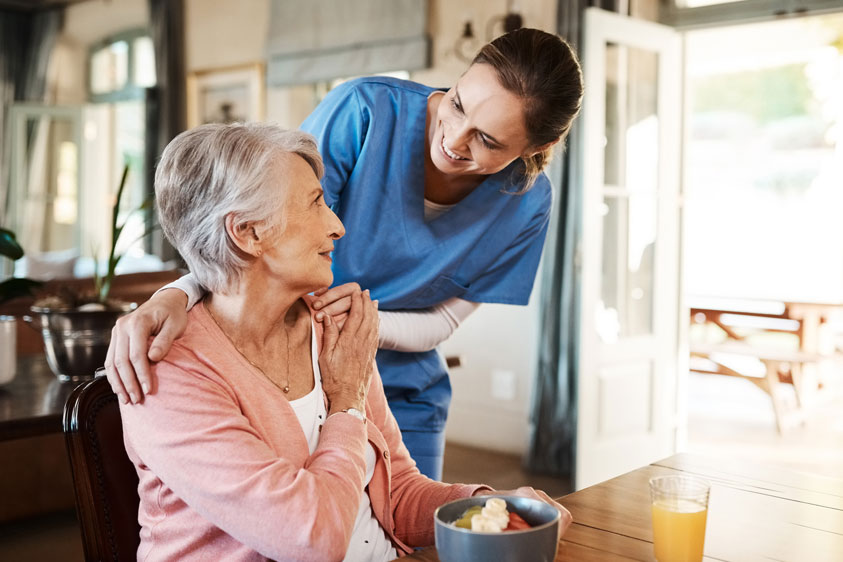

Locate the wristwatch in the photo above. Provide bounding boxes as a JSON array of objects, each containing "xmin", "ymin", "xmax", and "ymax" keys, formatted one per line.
[{"xmin": 341, "ymin": 408, "xmax": 366, "ymax": 423}]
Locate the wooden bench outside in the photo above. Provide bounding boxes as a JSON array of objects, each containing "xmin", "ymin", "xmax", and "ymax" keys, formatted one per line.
[
  {"xmin": 689, "ymin": 297, "xmax": 843, "ymax": 433},
  {"xmin": 689, "ymin": 341, "xmax": 825, "ymax": 433}
]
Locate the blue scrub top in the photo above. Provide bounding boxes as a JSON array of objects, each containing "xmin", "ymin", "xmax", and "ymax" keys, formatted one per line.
[{"xmin": 301, "ymin": 77, "xmax": 552, "ymax": 432}]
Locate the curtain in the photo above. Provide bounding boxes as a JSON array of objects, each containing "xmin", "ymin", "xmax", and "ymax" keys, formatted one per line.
[
  {"xmin": 265, "ymin": 0, "xmax": 429, "ymax": 86},
  {"xmin": 525, "ymin": 0, "xmax": 619, "ymax": 480},
  {"xmin": 0, "ymin": 8, "xmax": 63, "ymax": 235},
  {"xmin": 147, "ymin": 0, "xmax": 186, "ymax": 261}
]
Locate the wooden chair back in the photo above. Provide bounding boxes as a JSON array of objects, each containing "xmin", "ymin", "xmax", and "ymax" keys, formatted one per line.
[{"xmin": 63, "ymin": 376, "xmax": 140, "ymax": 561}]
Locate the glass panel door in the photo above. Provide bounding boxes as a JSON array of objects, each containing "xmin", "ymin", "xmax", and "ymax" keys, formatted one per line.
[
  {"xmin": 8, "ymin": 106, "xmax": 83, "ymax": 258},
  {"xmin": 577, "ymin": 8, "xmax": 682, "ymax": 489}
]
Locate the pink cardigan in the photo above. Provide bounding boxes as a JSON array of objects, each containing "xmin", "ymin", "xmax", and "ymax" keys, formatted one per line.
[{"xmin": 120, "ymin": 299, "xmax": 489, "ymax": 561}]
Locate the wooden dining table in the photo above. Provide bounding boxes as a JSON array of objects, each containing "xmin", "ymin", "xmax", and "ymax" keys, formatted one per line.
[
  {"xmin": 0, "ymin": 354, "xmax": 81, "ymax": 522},
  {"xmin": 405, "ymin": 452, "xmax": 843, "ymax": 561}
]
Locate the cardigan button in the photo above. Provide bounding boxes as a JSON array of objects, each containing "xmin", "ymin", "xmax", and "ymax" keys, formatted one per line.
[{"xmin": 383, "ymin": 450, "xmax": 389, "ymax": 459}]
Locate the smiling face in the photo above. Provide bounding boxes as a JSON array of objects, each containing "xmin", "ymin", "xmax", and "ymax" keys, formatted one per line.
[
  {"xmin": 258, "ymin": 153, "xmax": 344, "ymax": 294},
  {"xmin": 429, "ymin": 63, "xmax": 534, "ymax": 178}
]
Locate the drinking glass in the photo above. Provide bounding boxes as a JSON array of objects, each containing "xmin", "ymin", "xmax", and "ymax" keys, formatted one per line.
[
  {"xmin": 649, "ymin": 475, "xmax": 710, "ymax": 562},
  {"xmin": 0, "ymin": 316, "xmax": 16, "ymax": 385}
]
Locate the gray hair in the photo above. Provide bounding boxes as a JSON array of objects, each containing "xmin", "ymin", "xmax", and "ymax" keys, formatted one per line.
[{"xmin": 154, "ymin": 122, "xmax": 324, "ymax": 293}]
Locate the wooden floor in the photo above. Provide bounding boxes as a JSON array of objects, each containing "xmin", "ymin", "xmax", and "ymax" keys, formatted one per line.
[
  {"xmin": 0, "ymin": 509, "xmax": 83, "ymax": 562},
  {"xmin": 442, "ymin": 442, "xmax": 572, "ymax": 498},
  {"xmin": 0, "ymin": 442, "xmax": 570, "ymax": 561},
  {"xmin": 686, "ymin": 371, "xmax": 843, "ymax": 479}
]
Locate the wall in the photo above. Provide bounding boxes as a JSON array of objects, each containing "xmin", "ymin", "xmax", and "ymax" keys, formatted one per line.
[
  {"xmin": 183, "ymin": 0, "xmax": 317, "ymax": 128},
  {"xmin": 56, "ymin": 0, "xmax": 149, "ymax": 104},
  {"xmin": 184, "ymin": 0, "xmax": 269, "ymax": 71},
  {"xmin": 63, "ymin": 0, "xmax": 148, "ymax": 45},
  {"xmin": 413, "ymin": 0, "xmax": 558, "ymax": 87}
]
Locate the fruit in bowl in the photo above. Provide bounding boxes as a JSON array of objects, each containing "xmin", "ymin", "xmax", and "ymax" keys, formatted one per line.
[
  {"xmin": 434, "ymin": 495, "xmax": 561, "ymax": 562},
  {"xmin": 452, "ymin": 498, "xmax": 532, "ymax": 532}
]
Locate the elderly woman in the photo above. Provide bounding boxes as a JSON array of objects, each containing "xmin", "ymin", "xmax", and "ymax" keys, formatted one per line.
[{"xmin": 120, "ymin": 122, "xmax": 570, "ymax": 561}]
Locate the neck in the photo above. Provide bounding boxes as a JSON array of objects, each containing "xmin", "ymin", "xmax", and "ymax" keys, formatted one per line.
[
  {"xmin": 205, "ymin": 270, "xmax": 306, "ymax": 348},
  {"xmin": 423, "ymin": 92, "xmax": 484, "ymax": 205}
]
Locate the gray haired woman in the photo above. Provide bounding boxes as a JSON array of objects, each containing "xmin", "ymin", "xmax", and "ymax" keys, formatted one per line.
[{"xmin": 118, "ymin": 122, "xmax": 571, "ymax": 560}]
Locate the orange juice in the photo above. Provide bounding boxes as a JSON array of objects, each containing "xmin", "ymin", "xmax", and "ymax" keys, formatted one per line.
[{"xmin": 651, "ymin": 499, "xmax": 707, "ymax": 562}]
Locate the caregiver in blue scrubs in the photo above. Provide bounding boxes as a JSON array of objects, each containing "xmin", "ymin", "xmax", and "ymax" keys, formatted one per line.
[{"xmin": 104, "ymin": 28, "xmax": 584, "ymax": 480}]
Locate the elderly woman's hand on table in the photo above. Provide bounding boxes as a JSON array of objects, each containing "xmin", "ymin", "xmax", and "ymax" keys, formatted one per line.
[{"xmin": 477, "ymin": 486, "xmax": 573, "ymax": 533}]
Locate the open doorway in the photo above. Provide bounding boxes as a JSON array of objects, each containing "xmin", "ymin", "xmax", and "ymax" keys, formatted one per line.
[{"xmin": 683, "ymin": 12, "xmax": 843, "ymax": 478}]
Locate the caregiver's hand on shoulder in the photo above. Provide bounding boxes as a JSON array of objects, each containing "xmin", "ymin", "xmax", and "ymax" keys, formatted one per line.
[
  {"xmin": 312, "ymin": 282, "xmax": 364, "ymax": 330},
  {"xmin": 318, "ymin": 288, "xmax": 379, "ymax": 415},
  {"xmin": 482, "ymin": 486, "xmax": 573, "ymax": 534},
  {"xmin": 104, "ymin": 288, "xmax": 189, "ymax": 405}
]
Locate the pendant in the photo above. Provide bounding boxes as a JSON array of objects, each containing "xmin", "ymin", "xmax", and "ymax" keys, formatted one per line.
[{"xmin": 283, "ymin": 385, "xmax": 290, "ymax": 393}]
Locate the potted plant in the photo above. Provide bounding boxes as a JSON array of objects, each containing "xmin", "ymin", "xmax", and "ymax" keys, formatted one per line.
[
  {"xmin": 26, "ymin": 164, "xmax": 144, "ymax": 381},
  {"xmin": 0, "ymin": 229, "xmax": 41, "ymax": 384},
  {"xmin": 0, "ymin": 228, "xmax": 41, "ymax": 304}
]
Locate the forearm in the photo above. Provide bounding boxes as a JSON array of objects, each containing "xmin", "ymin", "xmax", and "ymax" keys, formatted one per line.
[
  {"xmin": 364, "ymin": 365, "xmax": 490, "ymax": 547},
  {"xmin": 154, "ymin": 272, "xmax": 206, "ymax": 310},
  {"xmin": 378, "ymin": 297, "xmax": 480, "ymax": 352}
]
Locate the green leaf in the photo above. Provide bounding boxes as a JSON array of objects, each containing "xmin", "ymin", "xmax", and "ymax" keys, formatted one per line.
[
  {"xmin": 138, "ymin": 197, "xmax": 154, "ymax": 211},
  {"xmin": 99, "ymin": 163, "xmax": 130, "ymax": 304},
  {"xmin": 0, "ymin": 228, "xmax": 24, "ymax": 261},
  {"xmin": 0, "ymin": 277, "xmax": 41, "ymax": 304}
]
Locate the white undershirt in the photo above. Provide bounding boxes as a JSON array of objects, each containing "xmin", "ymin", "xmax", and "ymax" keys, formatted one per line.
[
  {"xmin": 288, "ymin": 323, "xmax": 397, "ymax": 562},
  {"xmin": 423, "ymin": 197, "xmax": 455, "ymax": 221},
  {"xmin": 378, "ymin": 297, "xmax": 479, "ymax": 352}
]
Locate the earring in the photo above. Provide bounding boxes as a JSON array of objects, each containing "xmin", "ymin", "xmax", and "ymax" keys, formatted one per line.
[{"xmin": 255, "ymin": 249, "xmax": 263, "ymax": 257}]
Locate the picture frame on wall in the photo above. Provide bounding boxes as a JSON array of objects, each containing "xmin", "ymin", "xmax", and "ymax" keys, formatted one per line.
[{"xmin": 186, "ymin": 63, "xmax": 265, "ymax": 128}]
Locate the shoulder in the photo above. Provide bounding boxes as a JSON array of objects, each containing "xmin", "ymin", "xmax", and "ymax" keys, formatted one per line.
[
  {"xmin": 341, "ymin": 75, "xmax": 435, "ymax": 97},
  {"xmin": 330, "ymin": 76, "xmax": 436, "ymax": 108},
  {"xmin": 530, "ymin": 172, "xmax": 553, "ymax": 201},
  {"xmin": 304, "ymin": 77, "xmax": 433, "ymax": 134},
  {"xmin": 513, "ymin": 171, "xmax": 553, "ymax": 220},
  {"xmin": 155, "ymin": 304, "xmax": 226, "ymax": 375},
  {"xmin": 175, "ymin": 304, "xmax": 215, "ymax": 350}
]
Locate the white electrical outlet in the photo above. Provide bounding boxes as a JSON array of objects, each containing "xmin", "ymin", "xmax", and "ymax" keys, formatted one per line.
[{"xmin": 491, "ymin": 369, "xmax": 516, "ymax": 401}]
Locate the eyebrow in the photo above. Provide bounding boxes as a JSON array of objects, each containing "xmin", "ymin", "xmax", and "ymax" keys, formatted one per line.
[{"xmin": 453, "ymin": 86, "xmax": 505, "ymax": 148}]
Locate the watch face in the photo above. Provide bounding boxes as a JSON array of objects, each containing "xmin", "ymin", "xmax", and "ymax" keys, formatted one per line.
[{"xmin": 345, "ymin": 408, "xmax": 365, "ymax": 422}]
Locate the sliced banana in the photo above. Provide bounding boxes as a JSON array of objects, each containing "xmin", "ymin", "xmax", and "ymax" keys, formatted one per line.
[
  {"xmin": 471, "ymin": 513, "xmax": 505, "ymax": 532},
  {"xmin": 470, "ymin": 498, "xmax": 511, "ymax": 532},
  {"xmin": 485, "ymin": 498, "xmax": 507, "ymax": 512}
]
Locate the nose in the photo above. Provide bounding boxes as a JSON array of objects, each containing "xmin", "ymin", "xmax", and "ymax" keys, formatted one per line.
[
  {"xmin": 326, "ymin": 207, "xmax": 345, "ymax": 239},
  {"xmin": 446, "ymin": 121, "xmax": 472, "ymax": 152}
]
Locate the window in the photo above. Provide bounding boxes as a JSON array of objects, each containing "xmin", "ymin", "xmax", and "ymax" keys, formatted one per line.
[
  {"xmin": 663, "ymin": 0, "xmax": 840, "ymax": 29},
  {"xmin": 86, "ymin": 29, "xmax": 157, "ymax": 265},
  {"xmin": 88, "ymin": 29, "xmax": 156, "ymax": 102}
]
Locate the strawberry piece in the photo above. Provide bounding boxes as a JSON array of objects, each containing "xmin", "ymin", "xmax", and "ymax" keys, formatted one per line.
[{"xmin": 505, "ymin": 512, "xmax": 530, "ymax": 531}]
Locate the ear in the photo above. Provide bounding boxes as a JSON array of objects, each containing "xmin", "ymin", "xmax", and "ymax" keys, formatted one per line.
[
  {"xmin": 524, "ymin": 138, "xmax": 561, "ymax": 159},
  {"xmin": 224, "ymin": 214, "xmax": 264, "ymax": 257}
]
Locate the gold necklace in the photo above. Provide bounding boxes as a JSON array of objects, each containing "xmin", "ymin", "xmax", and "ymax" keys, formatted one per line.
[{"xmin": 206, "ymin": 304, "xmax": 291, "ymax": 394}]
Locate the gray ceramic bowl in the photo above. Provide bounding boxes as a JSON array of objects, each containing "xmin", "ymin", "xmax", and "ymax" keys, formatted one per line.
[{"xmin": 434, "ymin": 495, "xmax": 561, "ymax": 562}]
